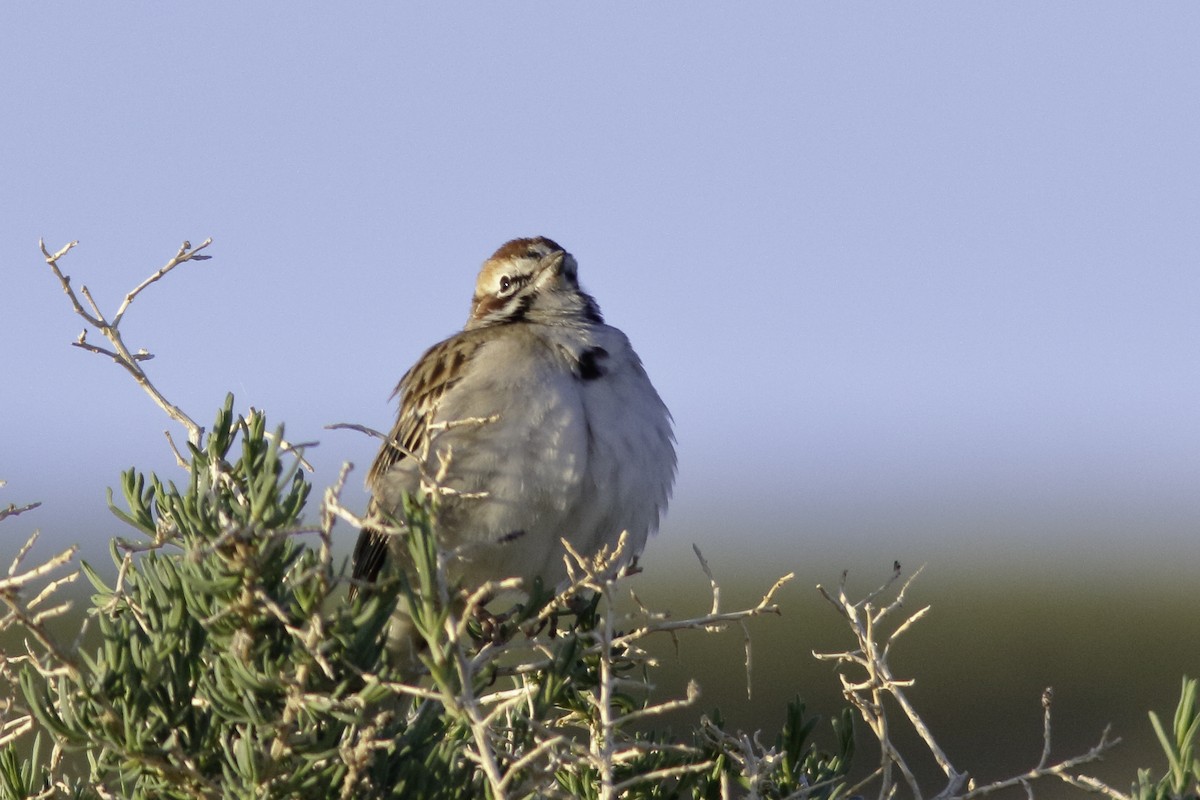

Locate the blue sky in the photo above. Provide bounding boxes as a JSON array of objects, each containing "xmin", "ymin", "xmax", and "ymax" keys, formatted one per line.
[{"xmin": 2, "ymin": 5, "xmax": 1198, "ymax": 578}]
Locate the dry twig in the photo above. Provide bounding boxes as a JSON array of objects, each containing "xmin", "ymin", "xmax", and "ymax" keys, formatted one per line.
[
  {"xmin": 41, "ymin": 238, "xmax": 211, "ymax": 445},
  {"xmin": 814, "ymin": 565, "xmax": 1122, "ymax": 800}
]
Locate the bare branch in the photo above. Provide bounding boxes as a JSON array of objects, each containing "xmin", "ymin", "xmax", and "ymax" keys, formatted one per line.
[
  {"xmin": 325, "ymin": 421, "xmax": 388, "ymax": 440},
  {"xmin": 0, "ymin": 500, "xmax": 42, "ymax": 523},
  {"xmin": 816, "ymin": 566, "xmax": 1122, "ymax": 800},
  {"xmin": 960, "ymin": 725, "xmax": 1123, "ymax": 799},
  {"xmin": 1039, "ymin": 687, "xmax": 1054, "ymax": 770},
  {"xmin": 692, "ymin": 544, "xmax": 721, "ymax": 618},
  {"xmin": 40, "ymin": 239, "xmax": 96, "ymax": 325},
  {"xmin": 0, "ymin": 530, "xmax": 81, "ymax": 679},
  {"xmin": 112, "ymin": 238, "xmax": 213, "ymax": 327},
  {"xmin": 164, "ymin": 429, "xmax": 189, "ymax": 469},
  {"xmin": 0, "ymin": 538, "xmax": 77, "ymax": 593},
  {"xmin": 39, "ymin": 238, "xmax": 211, "ymax": 446}
]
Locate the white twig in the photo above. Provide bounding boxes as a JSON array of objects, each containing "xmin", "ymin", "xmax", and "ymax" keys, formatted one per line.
[
  {"xmin": 112, "ymin": 239, "xmax": 212, "ymax": 327},
  {"xmin": 960, "ymin": 725, "xmax": 1123, "ymax": 799},
  {"xmin": 815, "ymin": 566, "xmax": 1121, "ymax": 800},
  {"xmin": 40, "ymin": 238, "xmax": 212, "ymax": 446}
]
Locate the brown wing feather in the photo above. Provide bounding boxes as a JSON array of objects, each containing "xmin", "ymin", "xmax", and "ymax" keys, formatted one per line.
[{"xmin": 350, "ymin": 332, "xmax": 486, "ymax": 596}]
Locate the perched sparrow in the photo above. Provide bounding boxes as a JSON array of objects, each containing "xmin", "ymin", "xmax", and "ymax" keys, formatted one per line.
[{"xmin": 352, "ymin": 237, "xmax": 675, "ymax": 648}]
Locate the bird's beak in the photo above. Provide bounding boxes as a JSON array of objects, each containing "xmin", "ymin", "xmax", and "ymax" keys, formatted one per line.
[{"xmin": 544, "ymin": 250, "xmax": 578, "ymax": 284}]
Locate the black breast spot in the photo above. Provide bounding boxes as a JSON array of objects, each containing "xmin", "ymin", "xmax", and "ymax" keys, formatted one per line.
[{"xmin": 577, "ymin": 346, "xmax": 609, "ymax": 381}]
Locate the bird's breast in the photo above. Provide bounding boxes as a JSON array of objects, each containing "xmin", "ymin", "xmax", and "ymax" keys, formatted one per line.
[{"xmin": 391, "ymin": 325, "xmax": 675, "ymax": 589}]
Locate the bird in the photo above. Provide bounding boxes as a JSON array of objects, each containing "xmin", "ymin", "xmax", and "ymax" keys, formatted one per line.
[{"xmin": 351, "ymin": 236, "xmax": 675, "ymax": 660}]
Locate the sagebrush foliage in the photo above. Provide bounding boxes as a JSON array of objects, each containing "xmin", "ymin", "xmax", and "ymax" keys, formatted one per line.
[
  {"xmin": 1, "ymin": 398, "xmax": 853, "ymax": 799},
  {"xmin": 1133, "ymin": 677, "xmax": 1200, "ymax": 800}
]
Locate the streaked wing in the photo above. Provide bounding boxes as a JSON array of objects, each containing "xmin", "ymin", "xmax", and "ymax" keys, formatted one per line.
[
  {"xmin": 349, "ymin": 528, "xmax": 389, "ymax": 596},
  {"xmin": 350, "ymin": 333, "xmax": 486, "ymax": 594}
]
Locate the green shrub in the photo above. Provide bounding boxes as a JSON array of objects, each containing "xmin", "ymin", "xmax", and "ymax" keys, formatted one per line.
[{"xmin": 1, "ymin": 398, "xmax": 851, "ymax": 799}]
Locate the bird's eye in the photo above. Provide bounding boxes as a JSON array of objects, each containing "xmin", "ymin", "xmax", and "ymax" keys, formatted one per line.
[{"xmin": 499, "ymin": 275, "xmax": 512, "ymax": 293}]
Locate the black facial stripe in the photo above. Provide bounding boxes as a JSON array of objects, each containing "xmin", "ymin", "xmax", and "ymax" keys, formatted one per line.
[
  {"xmin": 505, "ymin": 274, "xmax": 531, "ymax": 295},
  {"xmin": 504, "ymin": 291, "xmax": 535, "ymax": 323}
]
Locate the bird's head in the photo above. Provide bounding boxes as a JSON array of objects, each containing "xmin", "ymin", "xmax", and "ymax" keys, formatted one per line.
[{"xmin": 467, "ymin": 237, "xmax": 603, "ymax": 329}]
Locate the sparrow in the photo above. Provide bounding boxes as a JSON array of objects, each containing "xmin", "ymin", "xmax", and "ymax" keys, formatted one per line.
[{"xmin": 351, "ymin": 236, "xmax": 675, "ymax": 656}]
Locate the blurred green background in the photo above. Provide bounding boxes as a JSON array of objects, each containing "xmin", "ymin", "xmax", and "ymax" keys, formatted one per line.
[{"xmin": 626, "ymin": 537, "xmax": 1199, "ymax": 797}]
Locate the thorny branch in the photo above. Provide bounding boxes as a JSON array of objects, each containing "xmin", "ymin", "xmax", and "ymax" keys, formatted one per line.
[{"xmin": 814, "ymin": 565, "xmax": 1122, "ymax": 800}]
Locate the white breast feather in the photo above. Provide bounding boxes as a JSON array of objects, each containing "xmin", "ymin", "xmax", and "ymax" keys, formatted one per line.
[{"xmin": 378, "ymin": 324, "xmax": 675, "ymax": 591}]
